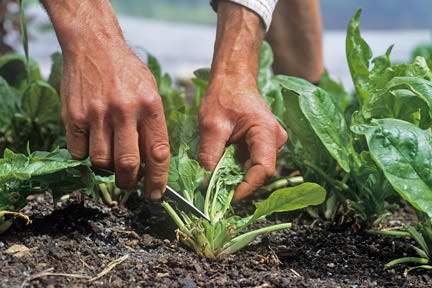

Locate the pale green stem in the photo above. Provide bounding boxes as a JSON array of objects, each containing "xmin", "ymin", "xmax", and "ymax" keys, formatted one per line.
[
  {"xmin": 162, "ymin": 201, "xmax": 187, "ymax": 231},
  {"xmin": 386, "ymin": 257, "xmax": 429, "ymax": 267},
  {"xmin": 98, "ymin": 183, "xmax": 113, "ymax": 205},
  {"xmin": 366, "ymin": 229, "xmax": 411, "ymax": 237}
]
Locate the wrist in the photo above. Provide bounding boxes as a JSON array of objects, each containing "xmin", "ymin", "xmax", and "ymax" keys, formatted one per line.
[
  {"xmin": 210, "ymin": 0, "xmax": 264, "ymax": 82},
  {"xmin": 42, "ymin": 0, "xmax": 127, "ymax": 56}
]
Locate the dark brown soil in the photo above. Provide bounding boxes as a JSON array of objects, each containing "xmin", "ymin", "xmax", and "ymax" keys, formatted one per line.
[{"xmin": 1, "ymin": 192, "xmax": 431, "ymax": 287}]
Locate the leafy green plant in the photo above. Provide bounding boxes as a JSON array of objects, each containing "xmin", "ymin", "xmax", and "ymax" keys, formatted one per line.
[
  {"xmin": 251, "ymin": 9, "xmax": 432, "ymax": 232},
  {"xmin": 144, "ymin": 47, "xmax": 326, "ymax": 259},
  {"xmin": 162, "ymin": 144, "xmax": 326, "ymax": 259},
  {"xmin": 386, "ymin": 212, "xmax": 432, "ymax": 274},
  {"xmin": 0, "ymin": 1, "xmax": 65, "ymax": 156},
  {"xmin": 0, "ymin": 148, "xmax": 105, "ymax": 233}
]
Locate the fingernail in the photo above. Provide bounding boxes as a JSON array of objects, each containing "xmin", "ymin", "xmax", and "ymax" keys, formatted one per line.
[{"xmin": 150, "ymin": 189, "xmax": 162, "ymax": 200}]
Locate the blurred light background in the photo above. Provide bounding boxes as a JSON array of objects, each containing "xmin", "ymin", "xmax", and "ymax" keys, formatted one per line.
[{"xmin": 5, "ymin": 0, "xmax": 432, "ymax": 90}]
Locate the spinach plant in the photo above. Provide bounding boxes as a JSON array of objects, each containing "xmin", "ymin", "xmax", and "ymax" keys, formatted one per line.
[
  {"xmin": 251, "ymin": 9, "xmax": 432, "ymax": 232},
  {"xmin": 0, "ymin": 148, "xmax": 104, "ymax": 233},
  {"xmin": 162, "ymin": 144, "xmax": 326, "ymax": 259},
  {"xmin": 145, "ymin": 49, "xmax": 325, "ymax": 258}
]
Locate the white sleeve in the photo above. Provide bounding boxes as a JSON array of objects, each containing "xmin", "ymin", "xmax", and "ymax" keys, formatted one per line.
[{"xmin": 210, "ymin": 0, "xmax": 278, "ymax": 31}]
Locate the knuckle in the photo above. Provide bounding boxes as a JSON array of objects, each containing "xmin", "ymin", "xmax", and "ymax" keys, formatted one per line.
[
  {"xmin": 88, "ymin": 101, "xmax": 108, "ymax": 121},
  {"xmin": 200, "ymin": 117, "xmax": 229, "ymax": 135},
  {"xmin": 139, "ymin": 92, "xmax": 162, "ymax": 110},
  {"xmin": 150, "ymin": 142, "xmax": 170, "ymax": 162},
  {"xmin": 69, "ymin": 150, "xmax": 88, "ymax": 160},
  {"xmin": 111, "ymin": 100, "xmax": 132, "ymax": 117},
  {"xmin": 116, "ymin": 154, "xmax": 140, "ymax": 172},
  {"xmin": 90, "ymin": 155, "xmax": 111, "ymax": 168}
]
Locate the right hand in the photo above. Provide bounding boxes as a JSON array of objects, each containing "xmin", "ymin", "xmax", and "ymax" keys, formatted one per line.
[{"xmin": 61, "ymin": 43, "xmax": 170, "ymax": 199}]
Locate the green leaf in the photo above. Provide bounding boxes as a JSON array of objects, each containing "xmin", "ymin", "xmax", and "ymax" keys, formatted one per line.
[
  {"xmin": 0, "ymin": 77, "xmax": 20, "ymax": 130},
  {"xmin": 221, "ymin": 223, "xmax": 291, "ymax": 255},
  {"xmin": 259, "ymin": 41, "xmax": 273, "ymax": 71},
  {"xmin": 319, "ymin": 70, "xmax": 353, "ymax": 113},
  {"xmin": 362, "ymin": 77, "xmax": 432, "ymax": 128},
  {"xmin": 177, "ymin": 144, "xmax": 205, "ymax": 203},
  {"xmin": 275, "ymin": 76, "xmax": 355, "ymax": 172},
  {"xmin": 22, "ymin": 81, "xmax": 62, "ymax": 125},
  {"xmin": 193, "ymin": 68, "xmax": 210, "ymax": 82},
  {"xmin": 352, "ymin": 119, "xmax": 432, "ymax": 217},
  {"xmin": 252, "ymin": 183, "xmax": 326, "ymax": 221},
  {"xmin": 346, "ymin": 8, "xmax": 373, "ymax": 105},
  {"xmin": 0, "ymin": 54, "xmax": 41, "ymax": 94},
  {"xmin": 48, "ymin": 52, "xmax": 63, "ymax": 94},
  {"xmin": 147, "ymin": 53, "xmax": 161, "ymax": 87},
  {"xmin": 204, "ymin": 145, "xmax": 244, "ymax": 222}
]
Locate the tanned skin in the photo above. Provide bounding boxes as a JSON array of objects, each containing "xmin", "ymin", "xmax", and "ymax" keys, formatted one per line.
[
  {"xmin": 41, "ymin": 0, "xmax": 287, "ymax": 201},
  {"xmin": 266, "ymin": 0, "xmax": 324, "ymax": 83}
]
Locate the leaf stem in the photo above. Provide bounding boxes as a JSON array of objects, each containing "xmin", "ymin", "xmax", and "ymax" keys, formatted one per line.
[
  {"xmin": 161, "ymin": 201, "xmax": 187, "ymax": 231},
  {"xmin": 304, "ymin": 160, "xmax": 356, "ymax": 199},
  {"xmin": 261, "ymin": 176, "xmax": 304, "ymax": 192},
  {"xmin": 365, "ymin": 229, "xmax": 411, "ymax": 237}
]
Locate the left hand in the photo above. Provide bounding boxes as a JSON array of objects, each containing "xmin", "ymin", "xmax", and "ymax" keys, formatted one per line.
[{"xmin": 198, "ymin": 74, "xmax": 287, "ymax": 201}]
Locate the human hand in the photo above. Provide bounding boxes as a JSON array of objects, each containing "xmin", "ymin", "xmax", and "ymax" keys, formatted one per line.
[
  {"xmin": 42, "ymin": 0, "xmax": 170, "ymax": 198},
  {"xmin": 60, "ymin": 44, "xmax": 169, "ymax": 198},
  {"xmin": 198, "ymin": 75, "xmax": 287, "ymax": 201}
]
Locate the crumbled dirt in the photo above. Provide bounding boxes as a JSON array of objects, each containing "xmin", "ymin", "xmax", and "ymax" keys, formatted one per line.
[{"xmin": 1, "ymin": 192, "xmax": 431, "ymax": 287}]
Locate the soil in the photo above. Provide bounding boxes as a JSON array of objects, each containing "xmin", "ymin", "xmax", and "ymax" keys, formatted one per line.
[{"xmin": 1, "ymin": 191, "xmax": 431, "ymax": 288}]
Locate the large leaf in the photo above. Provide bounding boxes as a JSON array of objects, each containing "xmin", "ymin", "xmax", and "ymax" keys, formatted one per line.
[
  {"xmin": 252, "ymin": 183, "xmax": 326, "ymax": 221},
  {"xmin": 0, "ymin": 54, "xmax": 41, "ymax": 95},
  {"xmin": 275, "ymin": 76, "xmax": 355, "ymax": 172},
  {"xmin": 0, "ymin": 149, "xmax": 81, "ymax": 184},
  {"xmin": 204, "ymin": 145, "xmax": 244, "ymax": 222},
  {"xmin": 22, "ymin": 81, "xmax": 62, "ymax": 125},
  {"xmin": 352, "ymin": 119, "xmax": 432, "ymax": 217}
]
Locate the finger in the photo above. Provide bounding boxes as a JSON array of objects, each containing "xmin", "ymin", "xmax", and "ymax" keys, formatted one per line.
[
  {"xmin": 198, "ymin": 119, "xmax": 230, "ymax": 171},
  {"xmin": 233, "ymin": 127, "xmax": 277, "ymax": 201},
  {"xmin": 113, "ymin": 118, "xmax": 140, "ymax": 190},
  {"xmin": 89, "ymin": 116, "xmax": 113, "ymax": 168},
  {"xmin": 139, "ymin": 98, "xmax": 170, "ymax": 200},
  {"xmin": 234, "ymin": 165, "xmax": 269, "ymax": 201},
  {"xmin": 65, "ymin": 115, "xmax": 89, "ymax": 160}
]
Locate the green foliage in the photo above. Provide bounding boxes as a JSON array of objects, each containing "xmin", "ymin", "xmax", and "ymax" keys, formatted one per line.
[
  {"xmin": 0, "ymin": 3, "xmax": 65, "ymax": 156},
  {"xmin": 386, "ymin": 213, "xmax": 432, "ymax": 273},
  {"xmin": 163, "ymin": 145, "xmax": 326, "ymax": 258},
  {"xmin": 0, "ymin": 148, "xmax": 105, "ymax": 231},
  {"xmin": 251, "ymin": 9, "xmax": 432, "ymax": 231}
]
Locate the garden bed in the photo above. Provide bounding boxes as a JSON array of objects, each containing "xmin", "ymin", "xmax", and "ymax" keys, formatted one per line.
[{"xmin": 1, "ymin": 192, "xmax": 431, "ymax": 287}]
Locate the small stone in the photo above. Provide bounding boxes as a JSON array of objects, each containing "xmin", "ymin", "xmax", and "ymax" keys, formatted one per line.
[
  {"xmin": 182, "ymin": 279, "xmax": 197, "ymax": 288},
  {"xmin": 327, "ymin": 262, "xmax": 335, "ymax": 268}
]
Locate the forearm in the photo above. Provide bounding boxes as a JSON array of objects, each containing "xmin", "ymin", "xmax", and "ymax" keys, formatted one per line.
[
  {"xmin": 40, "ymin": 0, "xmax": 126, "ymax": 55},
  {"xmin": 210, "ymin": 0, "xmax": 265, "ymax": 82}
]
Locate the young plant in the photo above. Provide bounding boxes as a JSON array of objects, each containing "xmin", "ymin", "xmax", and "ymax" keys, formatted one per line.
[
  {"xmin": 386, "ymin": 212, "xmax": 432, "ymax": 274},
  {"xmin": 162, "ymin": 144, "xmax": 326, "ymax": 259},
  {"xmin": 0, "ymin": 148, "xmax": 108, "ymax": 232}
]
